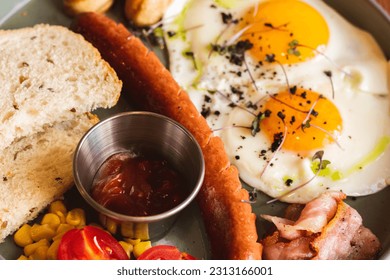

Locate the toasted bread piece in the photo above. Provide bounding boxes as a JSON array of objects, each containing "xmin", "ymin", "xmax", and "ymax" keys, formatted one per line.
[
  {"xmin": 124, "ymin": 0, "xmax": 173, "ymax": 26},
  {"xmin": 0, "ymin": 113, "xmax": 99, "ymax": 243},
  {"xmin": 0, "ymin": 24, "xmax": 121, "ymax": 151}
]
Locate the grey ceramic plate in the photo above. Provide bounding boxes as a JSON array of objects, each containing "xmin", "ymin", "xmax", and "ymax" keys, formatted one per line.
[{"xmin": 0, "ymin": 0, "xmax": 389, "ymax": 260}]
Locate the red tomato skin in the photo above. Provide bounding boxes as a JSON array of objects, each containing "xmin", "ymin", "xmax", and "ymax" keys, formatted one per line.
[
  {"xmin": 57, "ymin": 226, "xmax": 128, "ymax": 260},
  {"xmin": 137, "ymin": 245, "xmax": 196, "ymax": 260}
]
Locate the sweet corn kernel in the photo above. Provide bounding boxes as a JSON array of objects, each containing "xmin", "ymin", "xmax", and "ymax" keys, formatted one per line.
[
  {"xmin": 49, "ymin": 200, "xmax": 67, "ymax": 215},
  {"xmin": 24, "ymin": 239, "xmax": 49, "ymax": 257},
  {"xmin": 119, "ymin": 241, "xmax": 134, "ymax": 259},
  {"xmin": 124, "ymin": 238, "xmax": 141, "ymax": 246},
  {"xmin": 52, "ymin": 224, "xmax": 75, "ymax": 241},
  {"xmin": 47, "ymin": 239, "xmax": 61, "ymax": 260},
  {"xmin": 105, "ymin": 218, "xmax": 118, "ymax": 235},
  {"xmin": 30, "ymin": 224, "xmax": 56, "ymax": 242},
  {"xmin": 41, "ymin": 213, "xmax": 61, "ymax": 231},
  {"xmin": 14, "ymin": 224, "xmax": 33, "ymax": 247},
  {"xmin": 66, "ymin": 208, "xmax": 86, "ymax": 227},
  {"xmin": 133, "ymin": 241, "xmax": 152, "ymax": 258},
  {"xmin": 134, "ymin": 223, "xmax": 149, "ymax": 240},
  {"xmin": 120, "ymin": 222, "xmax": 134, "ymax": 238},
  {"xmin": 56, "ymin": 211, "xmax": 67, "ymax": 223},
  {"xmin": 29, "ymin": 245, "xmax": 49, "ymax": 260}
]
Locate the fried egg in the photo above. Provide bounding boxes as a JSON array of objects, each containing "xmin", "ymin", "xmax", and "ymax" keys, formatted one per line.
[{"xmin": 163, "ymin": 0, "xmax": 390, "ymax": 203}]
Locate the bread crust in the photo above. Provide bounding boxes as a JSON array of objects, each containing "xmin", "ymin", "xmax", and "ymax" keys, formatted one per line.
[{"xmin": 72, "ymin": 12, "xmax": 262, "ymax": 260}]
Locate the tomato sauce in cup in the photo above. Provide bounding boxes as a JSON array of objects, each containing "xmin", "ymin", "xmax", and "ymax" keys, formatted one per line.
[{"xmin": 91, "ymin": 152, "xmax": 187, "ymax": 216}]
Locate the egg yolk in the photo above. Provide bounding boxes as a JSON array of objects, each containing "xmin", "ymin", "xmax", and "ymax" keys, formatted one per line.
[
  {"xmin": 261, "ymin": 88, "xmax": 342, "ymax": 152},
  {"xmin": 240, "ymin": 0, "xmax": 329, "ymax": 64}
]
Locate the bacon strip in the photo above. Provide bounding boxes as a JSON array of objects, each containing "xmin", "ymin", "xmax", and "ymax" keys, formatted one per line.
[
  {"xmin": 261, "ymin": 191, "xmax": 381, "ymax": 260},
  {"xmin": 71, "ymin": 12, "xmax": 262, "ymax": 260},
  {"xmin": 261, "ymin": 192, "xmax": 345, "ymax": 240}
]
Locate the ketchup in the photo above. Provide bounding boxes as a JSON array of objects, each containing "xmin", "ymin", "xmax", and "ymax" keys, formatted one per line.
[{"xmin": 91, "ymin": 152, "xmax": 187, "ymax": 216}]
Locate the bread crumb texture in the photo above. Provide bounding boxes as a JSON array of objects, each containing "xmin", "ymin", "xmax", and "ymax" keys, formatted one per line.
[
  {"xmin": 0, "ymin": 23, "xmax": 120, "ymax": 243},
  {"xmin": 0, "ymin": 24, "xmax": 122, "ymax": 151},
  {"xmin": 0, "ymin": 114, "xmax": 99, "ymax": 243}
]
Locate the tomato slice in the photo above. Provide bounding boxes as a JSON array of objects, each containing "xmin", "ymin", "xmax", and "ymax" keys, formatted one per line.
[
  {"xmin": 137, "ymin": 245, "xmax": 196, "ymax": 260},
  {"xmin": 57, "ymin": 225, "xmax": 128, "ymax": 260}
]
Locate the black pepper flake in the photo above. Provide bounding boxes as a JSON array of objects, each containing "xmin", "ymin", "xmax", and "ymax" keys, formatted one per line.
[
  {"xmin": 167, "ymin": 31, "xmax": 176, "ymax": 37},
  {"xmin": 201, "ymin": 107, "xmax": 211, "ymax": 118},
  {"xmin": 235, "ymin": 155, "xmax": 240, "ymax": 160},
  {"xmin": 221, "ymin": 12, "xmax": 238, "ymax": 24},
  {"xmin": 290, "ymin": 115, "xmax": 296, "ymax": 125},
  {"xmin": 271, "ymin": 132, "xmax": 284, "ymax": 152},
  {"xmin": 3, "ymin": 176, "xmax": 7, "ymax": 182},
  {"xmin": 289, "ymin": 85, "xmax": 297, "ymax": 94},
  {"xmin": 212, "ymin": 39, "xmax": 253, "ymax": 66},
  {"xmin": 245, "ymin": 101, "xmax": 258, "ymax": 110},
  {"xmin": 324, "ymin": 70, "xmax": 332, "ymax": 77},
  {"xmin": 230, "ymin": 85, "xmax": 243, "ymax": 96},
  {"xmin": 265, "ymin": 53, "xmax": 276, "ymax": 63},
  {"xmin": 277, "ymin": 111, "xmax": 285, "ymax": 121},
  {"xmin": 264, "ymin": 109, "xmax": 272, "ymax": 117},
  {"xmin": 285, "ymin": 178, "xmax": 293, "ymax": 186}
]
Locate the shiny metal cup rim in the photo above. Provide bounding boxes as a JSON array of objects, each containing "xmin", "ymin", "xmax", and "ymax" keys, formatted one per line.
[{"xmin": 73, "ymin": 111, "xmax": 205, "ymax": 224}]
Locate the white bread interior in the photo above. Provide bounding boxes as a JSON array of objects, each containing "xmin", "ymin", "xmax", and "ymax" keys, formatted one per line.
[
  {"xmin": 0, "ymin": 113, "xmax": 99, "ymax": 243},
  {"xmin": 0, "ymin": 24, "xmax": 121, "ymax": 151},
  {"xmin": 0, "ymin": 24, "xmax": 122, "ymax": 243}
]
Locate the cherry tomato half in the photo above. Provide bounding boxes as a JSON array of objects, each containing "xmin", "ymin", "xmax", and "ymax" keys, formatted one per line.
[
  {"xmin": 57, "ymin": 225, "xmax": 128, "ymax": 260},
  {"xmin": 137, "ymin": 245, "xmax": 196, "ymax": 260}
]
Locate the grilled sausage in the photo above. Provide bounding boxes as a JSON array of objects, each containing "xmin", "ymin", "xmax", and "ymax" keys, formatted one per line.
[{"xmin": 71, "ymin": 12, "xmax": 262, "ymax": 259}]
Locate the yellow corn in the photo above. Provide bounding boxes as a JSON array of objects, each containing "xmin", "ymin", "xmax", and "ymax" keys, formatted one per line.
[
  {"xmin": 133, "ymin": 241, "xmax": 152, "ymax": 258},
  {"xmin": 24, "ymin": 239, "xmax": 49, "ymax": 257},
  {"xmin": 29, "ymin": 245, "xmax": 49, "ymax": 260},
  {"xmin": 120, "ymin": 222, "xmax": 134, "ymax": 238},
  {"xmin": 134, "ymin": 223, "xmax": 149, "ymax": 240},
  {"xmin": 56, "ymin": 211, "xmax": 67, "ymax": 223},
  {"xmin": 66, "ymin": 208, "xmax": 86, "ymax": 227},
  {"xmin": 41, "ymin": 213, "xmax": 61, "ymax": 231},
  {"xmin": 14, "ymin": 224, "xmax": 33, "ymax": 247},
  {"xmin": 119, "ymin": 241, "xmax": 133, "ymax": 259},
  {"xmin": 124, "ymin": 238, "xmax": 141, "ymax": 246},
  {"xmin": 47, "ymin": 239, "xmax": 61, "ymax": 260},
  {"xmin": 30, "ymin": 223, "xmax": 56, "ymax": 242},
  {"xmin": 105, "ymin": 218, "xmax": 118, "ymax": 235},
  {"xmin": 52, "ymin": 223, "xmax": 75, "ymax": 241},
  {"xmin": 49, "ymin": 200, "xmax": 67, "ymax": 215}
]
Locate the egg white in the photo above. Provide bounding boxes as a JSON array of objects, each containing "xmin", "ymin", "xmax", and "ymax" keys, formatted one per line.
[{"xmin": 163, "ymin": 0, "xmax": 390, "ymax": 203}]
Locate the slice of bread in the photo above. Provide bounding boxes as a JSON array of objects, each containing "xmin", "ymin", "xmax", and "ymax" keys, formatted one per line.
[
  {"xmin": 0, "ymin": 113, "xmax": 99, "ymax": 243},
  {"xmin": 0, "ymin": 24, "xmax": 122, "ymax": 151}
]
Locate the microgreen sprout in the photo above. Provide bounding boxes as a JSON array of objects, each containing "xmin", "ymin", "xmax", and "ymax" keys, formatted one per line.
[
  {"xmin": 266, "ymin": 150, "xmax": 325, "ymax": 204},
  {"xmin": 324, "ymin": 70, "xmax": 335, "ymax": 99},
  {"xmin": 287, "ymin": 39, "xmax": 351, "ymax": 77}
]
